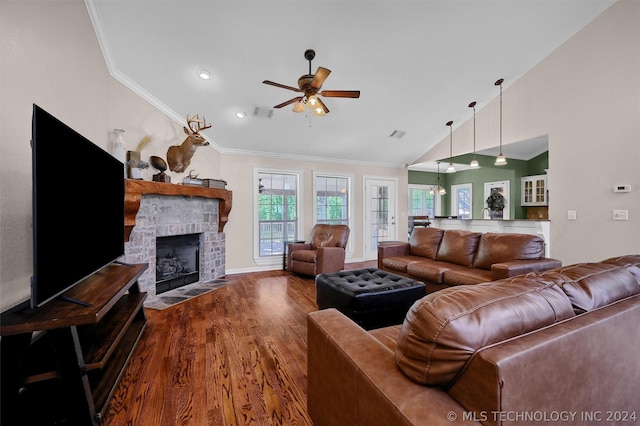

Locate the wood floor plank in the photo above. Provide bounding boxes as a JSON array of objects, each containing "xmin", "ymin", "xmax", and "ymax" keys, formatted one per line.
[{"xmin": 102, "ymin": 261, "xmax": 376, "ymax": 425}]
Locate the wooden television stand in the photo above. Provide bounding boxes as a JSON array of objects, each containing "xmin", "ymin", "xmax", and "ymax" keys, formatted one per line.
[{"xmin": 0, "ymin": 262, "xmax": 148, "ymax": 425}]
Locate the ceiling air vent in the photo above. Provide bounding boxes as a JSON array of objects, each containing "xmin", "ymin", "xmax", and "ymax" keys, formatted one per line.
[
  {"xmin": 253, "ymin": 106, "xmax": 274, "ymax": 119},
  {"xmin": 389, "ymin": 130, "xmax": 406, "ymax": 139}
]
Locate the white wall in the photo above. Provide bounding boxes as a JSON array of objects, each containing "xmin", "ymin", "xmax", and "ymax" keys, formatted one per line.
[{"xmin": 416, "ymin": 0, "xmax": 640, "ymax": 265}]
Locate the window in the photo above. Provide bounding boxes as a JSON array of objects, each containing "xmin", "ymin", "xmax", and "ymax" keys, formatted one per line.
[
  {"xmin": 257, "ymin": 171, "xmax": 299, "ymax": 257},
  {"xmin": 408, "ymin": 185, "xmax": 436, "ymax": 217},
  {"xmin": 315, "ymin": 175, "xmax": 350, "ymax": 225},
  {"xmin": 451, "ymin": 183, "xmax": 472, "ymax": 219}
]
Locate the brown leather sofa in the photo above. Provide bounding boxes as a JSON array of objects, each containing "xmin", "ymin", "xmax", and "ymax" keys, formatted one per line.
[
  {"xmin": 308, "ymin": 255, "xmax": 640, "ymax": 426},
  {"xmin": 287, "ymin": 224, "xmax": 350, "ymax": 276},
  {"xmin": 379, "ymin": 227, "xmax": 562, "ymax": 293}
]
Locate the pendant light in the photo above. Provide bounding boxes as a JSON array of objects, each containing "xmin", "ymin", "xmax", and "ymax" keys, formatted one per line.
[
  {"xmin": 446, "ymin": 121, "xmax": 455, "ymax": 173},
  {"xmin": 430, "ymin": 161, "xmax": 446, "ymax": 195},
  {"xmin": 469, "ymin": 101, "xmax": 479, "ymax": 168},
  {"xmin": 494, "ymin": 78, "xmax": 507, "ymax": 166}
]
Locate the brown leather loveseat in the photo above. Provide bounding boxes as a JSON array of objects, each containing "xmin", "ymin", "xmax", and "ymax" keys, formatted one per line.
[
  {"xmin": 308, "ymin": 255, "xmax": 640, "ymax": 425},
  {"xmin": 379, "ymin": 227, "xmax": 562, "ymax": 293}
]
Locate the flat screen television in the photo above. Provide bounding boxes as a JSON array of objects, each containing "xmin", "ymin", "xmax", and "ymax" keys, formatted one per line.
[{"xmin": 31, "ymin": 104, "xmax": 125, "ymax": 308}]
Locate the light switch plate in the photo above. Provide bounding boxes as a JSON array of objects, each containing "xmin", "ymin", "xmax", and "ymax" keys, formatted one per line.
[{"xmin": 613, "ymin": 210, "xmax": 628, "ymax": 221}]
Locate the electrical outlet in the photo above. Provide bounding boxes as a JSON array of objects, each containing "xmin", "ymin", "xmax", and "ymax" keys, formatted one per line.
[
  {"xmin": 613, "ymin": 210, "xmax": 628, "ymax": 221},
  {"xmin": 567, "ymin": 210, "xmax": 577, "ymax": 220}
]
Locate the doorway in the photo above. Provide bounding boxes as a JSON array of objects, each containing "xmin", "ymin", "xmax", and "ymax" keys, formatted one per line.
[{"xmin": 363, "ymin": 177, "xmax": 397, "ymax": 259}]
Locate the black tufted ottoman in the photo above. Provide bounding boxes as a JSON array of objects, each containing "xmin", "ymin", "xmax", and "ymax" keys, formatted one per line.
[{"xmin": 315, "ymin": 268, "xmax": 426, "ymax": 330}]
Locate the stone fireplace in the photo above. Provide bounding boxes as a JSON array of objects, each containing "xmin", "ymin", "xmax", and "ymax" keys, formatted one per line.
[{"xmin": 120, "ymin": 180, "xmax": 232, "ymax": 306}]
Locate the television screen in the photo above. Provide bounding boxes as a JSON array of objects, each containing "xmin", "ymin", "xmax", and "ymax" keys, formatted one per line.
[{"xmin": 31, "ymin": 104, "xmax": 125, "ymax": 308}]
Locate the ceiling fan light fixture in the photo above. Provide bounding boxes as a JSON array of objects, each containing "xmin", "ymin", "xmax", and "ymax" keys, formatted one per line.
[
  {"xmin": 292, "ymin": 101, "xmax": 305, "ymax": 113},
  {"xmin": 311, "ymin": 106, "xmax": 326, "ymax": 116},
  {"xmin": 306, "ymin": 95, "xmax": 319, "ymax": 107}
]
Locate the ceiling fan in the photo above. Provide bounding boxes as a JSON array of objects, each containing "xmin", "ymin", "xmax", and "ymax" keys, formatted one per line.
[{"xmin": 262, "ymin": 49, "xmax": 360, "ymax": 116}]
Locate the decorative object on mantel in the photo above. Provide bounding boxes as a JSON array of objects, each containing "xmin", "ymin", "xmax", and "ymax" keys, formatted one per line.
[
  {"xmin": 202, "ymin": 178, "xmax": 227, "ymax": 189},
  {"xmin": 182, "ymin": 169, "xmax": 203, "ymax": 186},
  {"xmin": 126, "ymin": 135, "xmax": 153, "ymax": 179},
  {"xmin": 167, "ymin": 113, "xmax": 211, "ymax": 173},
  {"xmin": 486, "ymin": 189, "xmax": 505, "ymax": 219},
  {"xmin": 111, "ymin": 129, "xmax": 126, "ymax": 176},
  {"xmin": 126, "ymin": 150, "xmax": 149, "ymax": 179},
  {"xmin": 150, "ymin": 155, "xmax": 170, "ymax": 182}
]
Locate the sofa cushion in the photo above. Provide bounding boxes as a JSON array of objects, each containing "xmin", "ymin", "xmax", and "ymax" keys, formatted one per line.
[
  {"xmin": 409, "ymin": 227, "xmax": 445, "ymax": 259},
  {"xmin": 406, "ymin": 260, "xmax": 452, "ymax": 284},
  {"xmin": 395, "ymin": 276, "xmax": 575, "ymax": 387},
  {"xmin": 540, "ymin": 263, "xmax": 640, "ymax": 312},
  {"xmin": 442, "ymin": 267, "xmax": 491, "ymax": 285},
  {"xmin": 382, "ymin": 255, "xmax": 425, "ymax": 273},
  {"xmin": 435, "ymin": 230, "xmax": 481, "ymax": 267},
  {"xmin": 473, "ymin": 233, "xmax": 544, "ymax": 270}
]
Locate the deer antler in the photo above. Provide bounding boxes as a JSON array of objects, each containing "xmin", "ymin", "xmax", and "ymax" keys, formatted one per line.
[{"xmin": 185, "ymin": 113, "xmax": 212, "ymax": 134}]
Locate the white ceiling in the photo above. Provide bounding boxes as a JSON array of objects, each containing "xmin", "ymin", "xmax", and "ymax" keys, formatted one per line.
[{"xmin": 86, "ymin": 0, "xmax": 614, "ymax": 171}]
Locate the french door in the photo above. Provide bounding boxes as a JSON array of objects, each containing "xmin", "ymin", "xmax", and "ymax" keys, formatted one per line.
[{"xmin": 363, "ymin": 177, "xmax": 397, "ymax": 259}]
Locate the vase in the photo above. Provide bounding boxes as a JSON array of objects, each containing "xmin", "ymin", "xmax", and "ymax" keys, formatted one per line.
[{"xmin": 112, "ymin": 129, "xmax": 126, "ymax": 177}]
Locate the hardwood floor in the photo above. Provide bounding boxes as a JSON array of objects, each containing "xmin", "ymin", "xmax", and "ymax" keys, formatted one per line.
[{"xmin": 103, "ymin": 261, "xmax": 376, "ymax": 425}]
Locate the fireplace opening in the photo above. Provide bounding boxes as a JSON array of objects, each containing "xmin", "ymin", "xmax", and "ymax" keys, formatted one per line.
[{"xmin": 156, "ymin": 234, "xmax": 200, "ymax": 294}]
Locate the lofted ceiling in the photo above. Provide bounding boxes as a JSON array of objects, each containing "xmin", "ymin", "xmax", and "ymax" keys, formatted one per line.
[{"xmin": 85, "ymin": 0, "xmax": 614, "ymax": 172}]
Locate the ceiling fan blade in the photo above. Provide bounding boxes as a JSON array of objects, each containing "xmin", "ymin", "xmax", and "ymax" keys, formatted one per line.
[
  {"xmin": 320, "ymin": 90, "xmax": 361, "ymax": 98},
  {"xmin": 311, "ymin": 67, "xmax": 331, "ymax": 89},
  {"xmin": 316, "ymin": 97, "xmax": 330, "ymax": 114},
  {"xmin": 274, "ymin": 96, "xmax": 303, "ymax": 109},
  {"xmin": 263, "ymin": 80, "xmax": 302, "ymax": 92}
]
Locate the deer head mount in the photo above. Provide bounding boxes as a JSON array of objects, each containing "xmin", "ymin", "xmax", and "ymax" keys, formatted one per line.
[{"xmin": 166, "ymin": 113, "xmax": 211, "ymax": 173}]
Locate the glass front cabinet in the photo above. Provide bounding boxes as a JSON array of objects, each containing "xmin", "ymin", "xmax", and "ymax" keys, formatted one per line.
[{"xmin": 521, "ymin": 174, "xmax": 548, "ymax": 206}]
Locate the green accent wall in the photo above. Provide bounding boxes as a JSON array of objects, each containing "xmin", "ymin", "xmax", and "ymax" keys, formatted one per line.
[{"xmin": 409, "ymin": 152, "xmax": 548, "ymax": 219}]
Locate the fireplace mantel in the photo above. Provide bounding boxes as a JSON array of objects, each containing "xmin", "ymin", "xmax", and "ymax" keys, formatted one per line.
[{"xmin": 124, "ymin": 179, "xmax": 232, "ymax": 241}]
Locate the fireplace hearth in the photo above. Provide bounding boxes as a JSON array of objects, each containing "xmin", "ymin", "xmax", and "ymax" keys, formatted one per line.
[{"xmin": 156, "ymin": 234, "xmax": 200, "ymax": 294}]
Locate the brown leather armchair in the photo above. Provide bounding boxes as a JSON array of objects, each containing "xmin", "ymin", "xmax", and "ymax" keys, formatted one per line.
[{"xmin": 287, "ymin": 224, "xmax": 350, "ymax": 276}]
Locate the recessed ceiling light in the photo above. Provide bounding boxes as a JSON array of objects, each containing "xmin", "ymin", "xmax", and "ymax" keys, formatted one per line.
[
  {"xmin": 197, "ymin": 68, "xmax": 212, "ymax": 80},
  {"xmin": 235, "ymin": 111, "xmax": 246, "ymax": 119}
]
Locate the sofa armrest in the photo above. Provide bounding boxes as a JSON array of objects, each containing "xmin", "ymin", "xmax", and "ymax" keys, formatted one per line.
[
  {"xmin": 377, "ymin": 242, "xmax": 410, "ymax": 269},
  {"xmin": 308, "ymin": 309, "xmax": 473, "ymax": 426},
  {"xmin": 449, "ymin": 295, "xmax": 640, "ymax": 424},
  {"xmin": 287, "ymin": 242, "xmax": 311, "ymax": 269},
  {"xmin": 316, "ymin": 246, "xmax": 346, "ymax": 274},
  {"xmin": 491, "ymin": 258, "xmax": 562, "ymax": 280}
]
